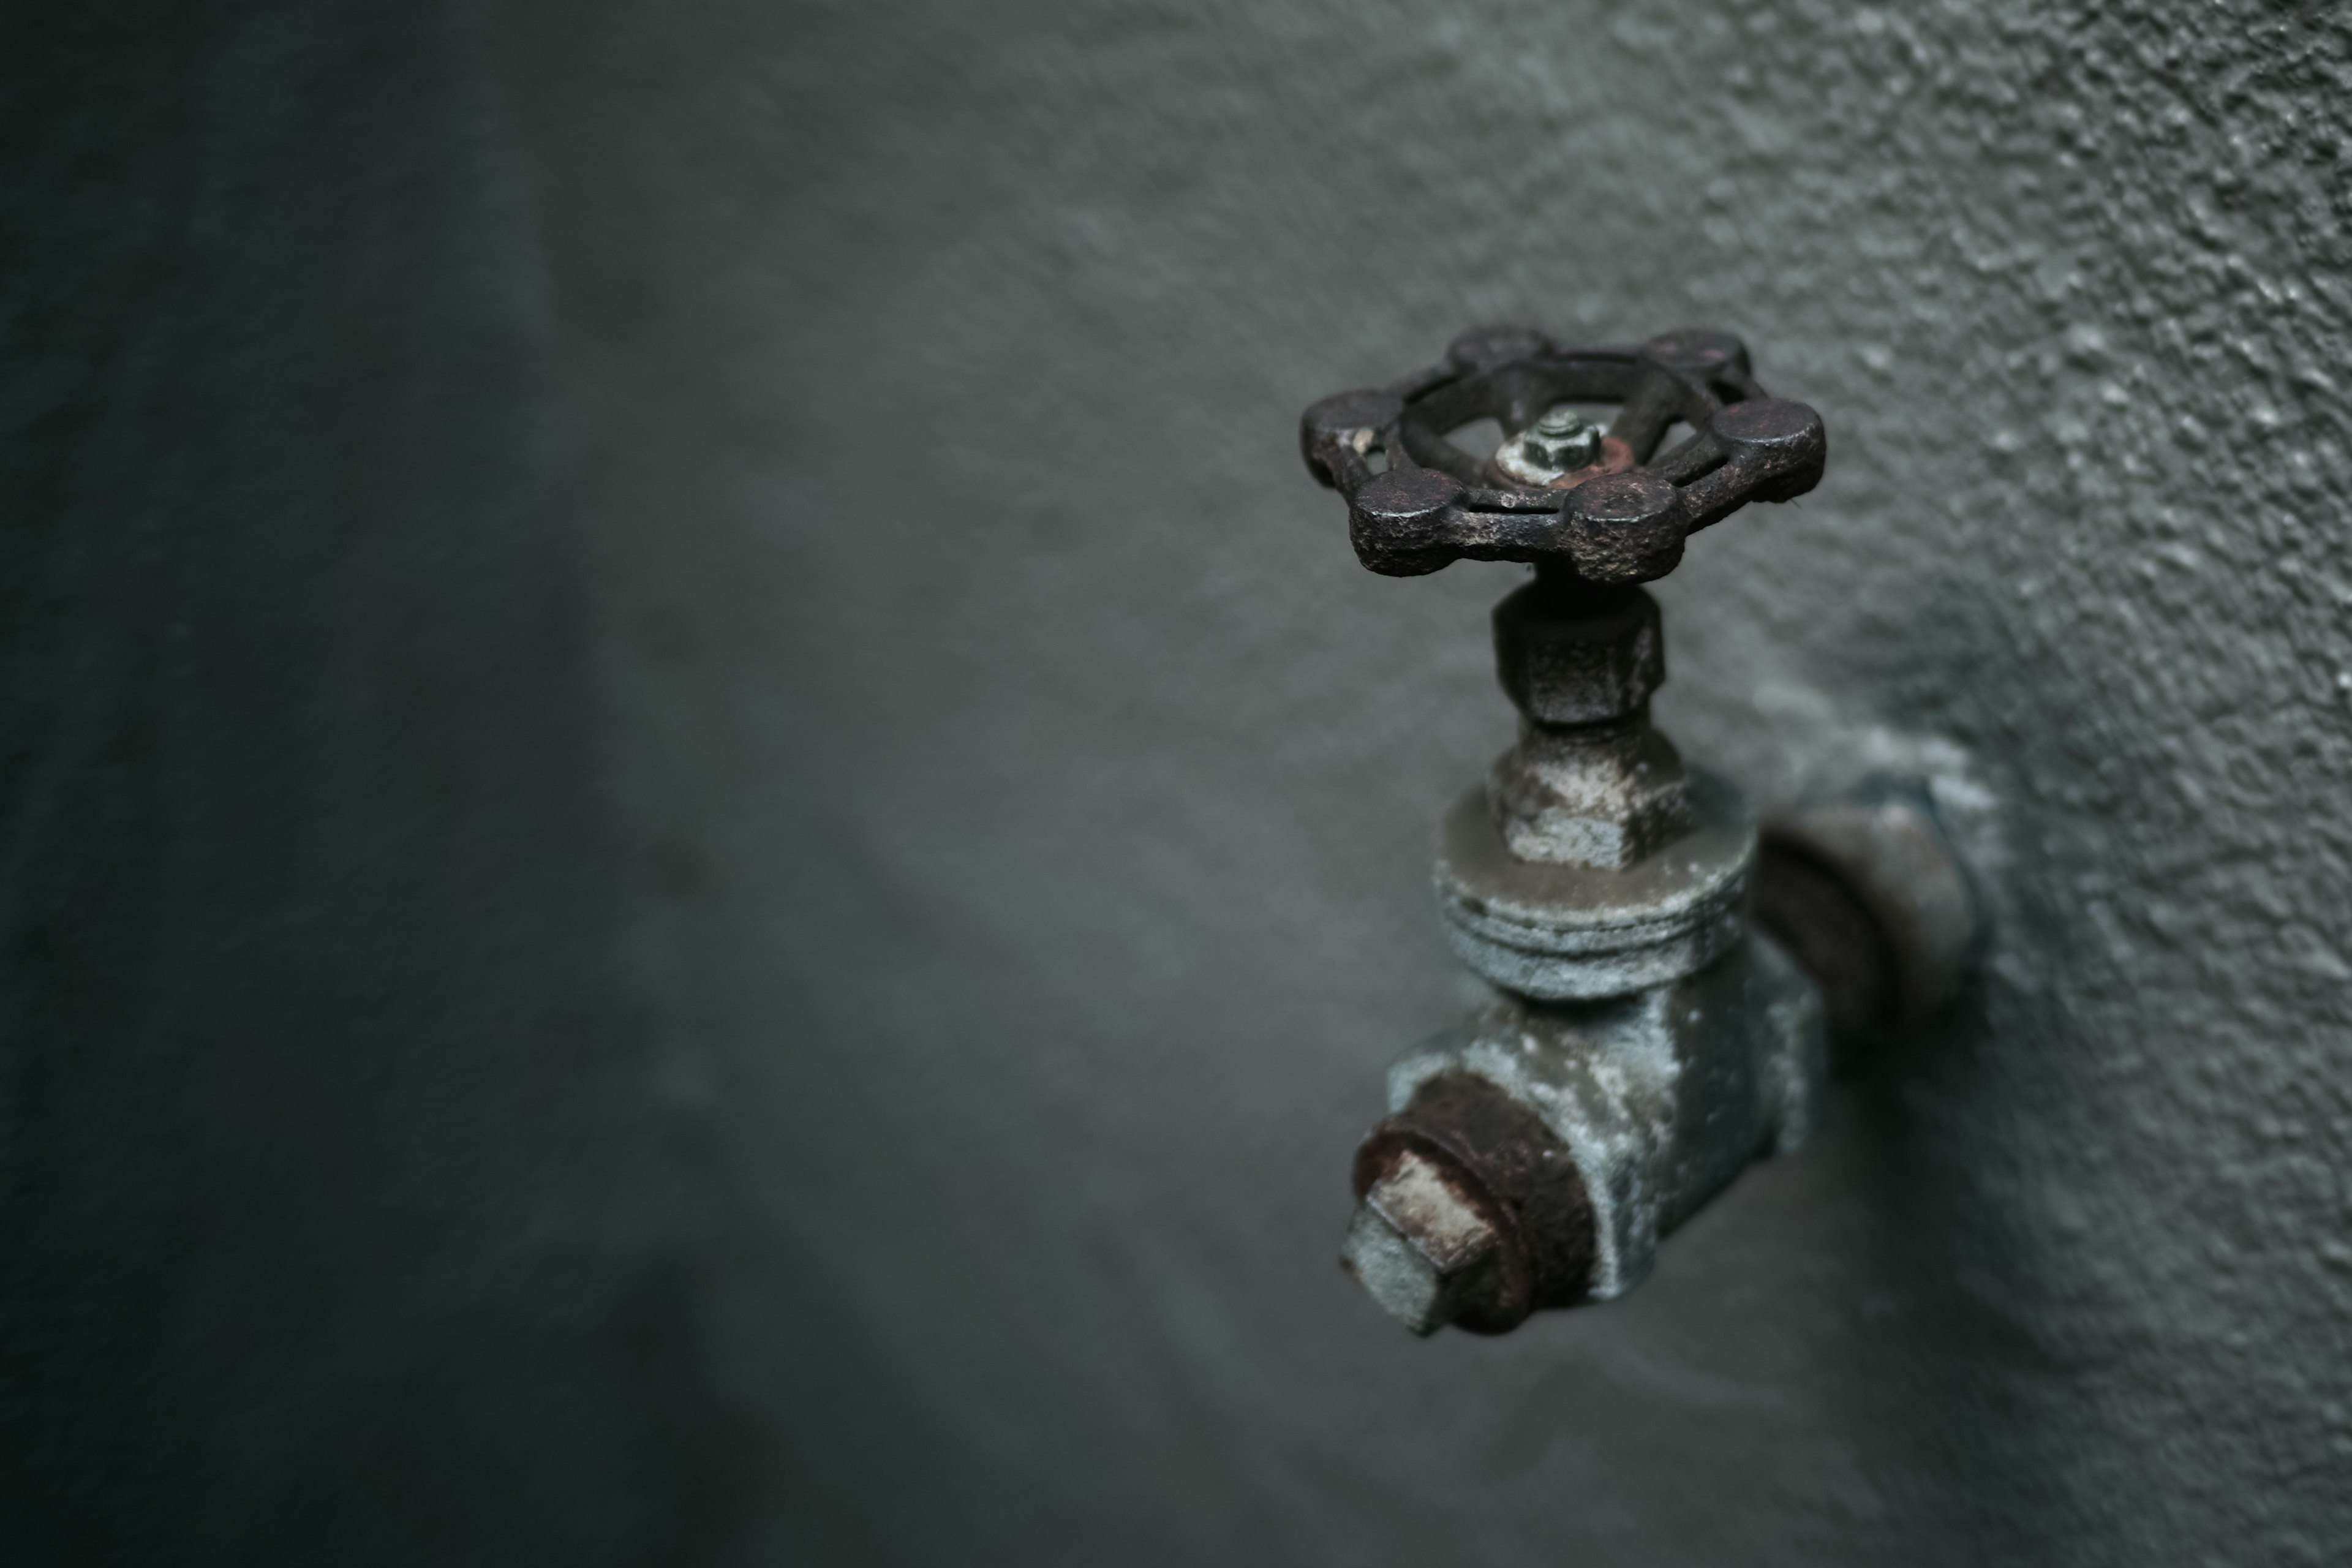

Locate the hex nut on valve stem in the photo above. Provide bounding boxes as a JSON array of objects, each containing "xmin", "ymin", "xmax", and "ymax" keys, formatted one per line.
[{"xmin": 1300, "ymin": 328, "xmax": 1980, "ymax": 1336}]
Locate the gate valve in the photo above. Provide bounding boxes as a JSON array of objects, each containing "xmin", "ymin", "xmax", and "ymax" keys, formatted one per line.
[{"xmin": 1298, "ymin": 328, "xmax": 1846, "ymax": 1336}]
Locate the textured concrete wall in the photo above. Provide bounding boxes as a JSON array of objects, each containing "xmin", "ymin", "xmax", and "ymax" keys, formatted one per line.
[
  {"xmin": 10, "ymin": 0, "xmax": 2345, "ymax": 1562},
  {"xmin": 481, "ymin": 0, "xmax": 2352, "ymax": 1562}
]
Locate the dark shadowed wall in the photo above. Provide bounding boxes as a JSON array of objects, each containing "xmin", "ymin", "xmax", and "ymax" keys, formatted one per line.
[
  {"xmin": 7, "ymin": 1, "xmax": 2351, "ymax": 1564},
  {"xmin": 0, "ymin": 5, "xmax": 727, "ymax": 1563}
]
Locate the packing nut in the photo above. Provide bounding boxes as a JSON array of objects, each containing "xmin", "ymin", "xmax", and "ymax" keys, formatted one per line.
[{"xmin": 1493, "ymin": 580, "xmax": 1665, "ymax": 726}]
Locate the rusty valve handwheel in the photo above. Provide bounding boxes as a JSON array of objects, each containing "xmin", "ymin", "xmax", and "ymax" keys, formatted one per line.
[{"xmin": 1299, "ymin": 327, "xmax": 1826, "ymax": 581}]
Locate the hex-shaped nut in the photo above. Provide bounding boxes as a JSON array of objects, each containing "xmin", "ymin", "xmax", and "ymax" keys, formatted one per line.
[
  {"xmin": 1488, "ymin": 718, "xmax": 1693, "ymax": 869},
  {"xmin": 1493, "ymin": 582, "xmax": 1665, "ymax": 726},
  {"xmin": 1344, "ymin": 1069, "xmax": 1594, "ymax": 1333},
  {"xmin": 1341, "ymin": 1149, "xmax": 1503, "ymax": 1336}
]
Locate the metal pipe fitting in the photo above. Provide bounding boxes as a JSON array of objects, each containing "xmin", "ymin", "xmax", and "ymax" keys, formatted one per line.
[
  {"xmin": 1342, "ymin": 936, "xmax": 1823, "ymax": 1334},
  {"xmin": 1303, "ymin": 327, "xmax": 1985, "ymax": 1337},
  {"xmin": 1755, "ymin": 783, "xmax": 1980, "ymax": 1045}
]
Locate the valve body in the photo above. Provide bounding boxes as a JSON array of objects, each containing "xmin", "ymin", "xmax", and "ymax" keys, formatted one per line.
[
  {"xmin": 1310, "ymin": 329, "xmax": 1835, "ymax": 1335},
  {"xmin": 1338, "ymin": 570, "xmax": 1825, "ymax": 1334}
]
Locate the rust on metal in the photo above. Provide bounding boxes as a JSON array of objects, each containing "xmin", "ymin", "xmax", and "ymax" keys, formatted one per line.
[
  {"xmin": 1310, "ymin": 330, "xmax": 1852, "ymax": 1338},
  {"xmin": 1297, "ymin": 327, "xmax": 1827, "ymax": 581},
  {"xmin": 1350, "ymin": 1070, "xmax": 1596, "ymax": 1333}
]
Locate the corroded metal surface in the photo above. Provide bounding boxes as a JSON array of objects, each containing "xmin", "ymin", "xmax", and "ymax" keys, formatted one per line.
[
  {"xmin": 1314, "ymin": 330, "xmax": 1845, "ymax": 1335},
  {"xmin": 1489, "ymin": 406, "xmax": 1633, "ymax": 488},
  {"xmin": 1757, "ymin": 785, "xmax": 1980, "ymax": 1042},
  {"xmin": 1382, "ymin": 937, "xmax": 1826, "ymax": 1305},
  {"xmin": 1487, "ymin": 717, "xmax": 1692, "ymax": 869},
  {"xmin": 1341, "ymin": 1148, "xmax": 1510, "ymax": 1336},
  {"xmin": 1299, "ymin": 328, "xmax": 1826, "ymax": 581},
  {"xmin": 1435, "ymin": 771, "xmax": 1754, "ymax": 1001},
  {"xmin": 1344, "ymin": 1071, "xmax": 1596, "ymax": 1335},
  {"xmin": 1491, "ymin": 578, "xmax": 1664, "ymax": 727},
  {"xmin": 1483, "ymin": 577, "xmax": 1692, "ymax": 866}
]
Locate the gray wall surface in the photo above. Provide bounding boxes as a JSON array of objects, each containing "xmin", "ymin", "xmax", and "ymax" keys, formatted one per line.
[
  {"xmin": 480, "ymin": 1, "xmax": 2352, "ymax": 1561},
  {"xmin": 6, "ymin": 0, "xmax": 2350, "ymax": 1564}
]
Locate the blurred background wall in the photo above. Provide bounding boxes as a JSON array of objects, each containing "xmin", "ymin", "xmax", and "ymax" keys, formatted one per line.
[
  {"xmin": 0, "ymin": 3, "xmax": 727, "ymax": 1561},
  {"xmin": 6, "ymin": 1, "xmax": 2351, "ymax": 1564}
]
